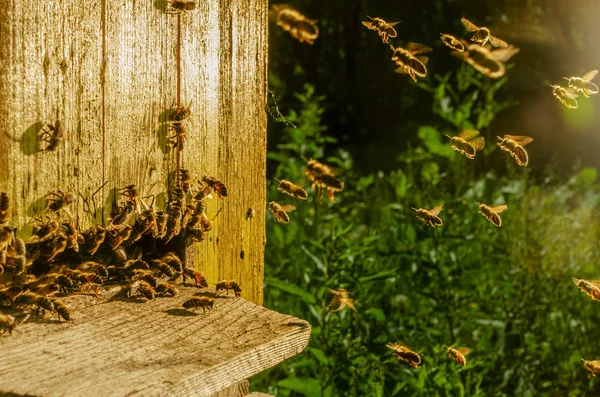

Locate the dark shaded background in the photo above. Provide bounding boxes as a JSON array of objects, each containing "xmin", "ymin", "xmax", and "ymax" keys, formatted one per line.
[{"xmin": 268, "ymin": 0, "xmax": 600, "ymax": 176}]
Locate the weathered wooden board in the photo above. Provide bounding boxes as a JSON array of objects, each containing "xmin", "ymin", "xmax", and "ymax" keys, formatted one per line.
[
  {"xmin": 0, "ymin": 0, "xmax": 267, "ymax": 304},
  {"xmin": 0, "ymin": 286, "xmax": 310, "ymax": 397}
]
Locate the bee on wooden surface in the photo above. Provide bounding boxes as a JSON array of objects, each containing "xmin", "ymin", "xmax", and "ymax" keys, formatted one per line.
[
  {"xmin": 476, "ymin": 202, "xmax": 508, "ymax": 227},
  {"xmin": 583, "ymin": 358, "xmax": 600, "ymax": 379},
  {"xmin": 178, "ymin": 168, "xmax": 192, "ymax": 193},
  {"xmin": 37, "ymin": 234, "xmax": 68, "ymax": 262},
  {"xmin": 155, "ymin": 282, "xmax": 178, "ymax": 297},
  {"xmin": 52, "ymin": 299, "xmax": 72, "ymax": 321},
  {"xmin": 273, "ymin": 5, "xmax": 319, "ymax": 45},
  {"xmin": 138, "ymin": 280, "xmax": 156, "ymax": 300},
  {"xmin": 125, "ymin": 209, "xmax": 157, "ymax": 245},
  {"xmin": 187, "ymin": 228, "xmax": 206, "ymax": 244},
  {"xmin": 445, "ymin": 130, "xmax": 485, "ymax": 159},
  {"xmin": 386, "ymin": 342, "xmax": 422, "ymax": 369},
  {"xmin": 564, "ymin": 70, "xmax": 598, "ymax": 98},
  {"xmin": 151, "ymin": 259, "xmax": 175, "ymax": 278},
  {"xmin": 202, "ymin": 175, "xmax": 228, "ymax": 198},
  {"xmin": 79, "ymin": 262, "xmax": 109, "ymax": 278},
  {"xmin": 268, "ymin": 202, "xmax": 296, "ymax": 224},
  {"xmin": 185, "ymin": 201, "xmax": 211, "ymax": 231},
  {"xmin": 276, "ymin": 179, "xmax": 308, "ymax": 200},
  {"xmin": 0, "ymin": 285, "xmax": 23, "ymax": 306},
  {"xmin": 0, "ymin": 192, "xmax": 9, "ymax": 224},
  {"xmin": 10, "ymin": 237, "xmax": 27, "ymax": 275},
  {"xmin": 17, "ymin": 292, "xmax": 54, "ymax": 314},
  {"xmin": 411, "ymin": 205, "xmax": 443, "ymax": 227},
  {"xmin": 327, "ymin": 288, "xmax": 356, "ymax": 314},
  {"xmin": 440, "ymin": 33, "xmax": 465, "ymax": 52},
  {"xmin": 497, "ymin": 135, "xmax": 534, "ymax": 166},
  {"xmin": 133, "ymin": 270, "xmax": 158, "ymax": 288},
  {"xmin": 38, "ymin": 120, "xmax": 64, "ymax": 152},
  {"xmin": 161, "ymin": 252, "xmax": 183, "ymax": 273},
  {"xmin": 111, "ymin": 202, "xmax": 134, "ymax": 226},
  {"xmin": 32, "ymin": 218, "xmax": 59, "ymax": 241},
  {"xmin": 105, "ymin": 224, "xmax": 133, "ymax": 250},
  {"xmin": 125, "ymin": 259, "xmax": 150, "ymax": 271},
  {"xmin": 183, "ymin": 268, "xmax": 208, "ymax": 287},
  {"xmin": 46, "ymin": 190, "xmax": 75, "ymax": 215},
  {"xmin": 61, "ymin": 221, "xmax": 83, "ymax": 252},
  {"xmin": 168, "ymin": 122, "xmax": 187, "ymax": 151},
  {"xmin": 572, "ymin": 277, "xmax": 600, "ymax": 301},
  {"xmin": 166, "ymin": 0, "xmax": 196, "ymax": 14},
  {"xmin": 35, "ymin": 283, "xmax": 60, "ymax": 296},
  {"xmin": 183, "ymin": 296, "xmax": 215, "ymax": 313},
  {"xmin": 390, "ymin": 42, "xmax": 432, "ymax": 82},
  {"xmin": 164, "ymin": 203, "xmax": 183, "ymax": 243},
  {"xmin": 154, "ymin": 211, "xmax": 168, "ymax": 239},
  {"xmin": 246, "ymin": 208, "xmax": 256, "ymax": 221},
  {"xmin": 453, "ymin": 43, "xmax": 519, "ymax": 79},
  {"xmin": 168, "ymin": 102, "xmax": 192, "ymax": 122},
  {"xmin": 461, "ymin": 17, "xmax": 507, "ymax": 48},
  {"xmin": 216, "ymin": 280, "xmax": 242, "ymax": 297},
  {"xmin": 362, "ymin": 16, "xmax": 400, "ymax": 44},
  {"xmin": 0, "ymin": 313, "xmax": 18, "ymax": 335},
  {"xmin": 81, "ymin": 226, "xmax": 106, "ymax": 255},
  {"xmin": 549, "ymin": 85, "xmax": 579, "ymax": 109},
  {"xmin": 445, "ymin": 346, "xmax": 470, "ymax": 367},
  {"xmin": 0, "ymin": 226, "xmax": 13, "ymax": 260},
  {"xmin": 55, "ymin": 274, "xmax": 75, "ymax": 294}
]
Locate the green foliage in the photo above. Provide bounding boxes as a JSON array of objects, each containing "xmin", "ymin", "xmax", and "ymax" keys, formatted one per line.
[{"xmin": 253, "ymin": 76, "xmax": 600, "ymax": 396}]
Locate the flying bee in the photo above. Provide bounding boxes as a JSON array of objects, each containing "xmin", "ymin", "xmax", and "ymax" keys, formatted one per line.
[
  {"xmin": 276, "ymin": 179, "xmax": 308, "ymax": 200},
  {"xmin": 268, "ymin": 202, "xmax": 296, "ymax": 224},
  {"xmin": 202, "ymin": 175, "xmax": 228, "ymax": 198},
  {"xmin": 461, "ymin": 17, "xmax": 507, "ymax": 48},
  {"xmin": 183, "ymin": 268, "xmax": 208, "ymax": 287},
  {"xmin": 564, "ymin": 70, "xmax": 599, "ymax": 98},
  {"xmin": 572, "ymin": 277, "xmax": 600, "ymax": 301},
  {"xmin": 168, "ymin": 122, "xmax": 187, "ymax": 151},
  {"xmin": 46, "ymin": 190, "xmax": 75, "ymax": 215},
  {"xmin": 445, "ymin": 346, "xmax": 470, "ymax": 367},
  {"xmin": 0, "ymin": 192, "xmax": 9, "ymax": 224},
  {"xmin": 305, "ymin": 159, "xmax": 337, "ymax": 178},
  {"xmin": 440, "ymin": 33, "xmax": 465, "ymax": 52},
  {"xmin": 216, "ymin": 280, "xmax": 242, "ymax": 297},
  {"xmin": 178, "ymin": 168, "xmax": 192, "ymax": 193},
  {"xmin": 166, "ymin": 0, "xmax": 196, "ymax": 14},
  {"xmin": 445, "ymin": 130, "xmax": 485, "ymax": 159},
  {"xmin": 362, "ymin": 16, "xmax": 400, "ymax": 44},
  {"xmin": 81, "ymin": 226, "xmax": 106, "ymax": 255},
  {"xmin": 497, "ymin": 135, "xmax": 534, "ymax": 166},
  {"xmin": 38, "ymin": 120, "xmax": 64, "ymax": 152},
  {"xmin": 155, "ymin": 282, "xmax": 178, "ymax": 297},
  {"xmin": 549, "ymin": 84, "xmax": 579, "ymax": 109},
  {"xmin": 453, "ymin": 43, "xmax": 519, "ymax": 79},
  {"xmin": 272, "ymin": 5, "xmax": 319, "ymax": 45},
  {"xmin": 183, "ymin": 296, "xmax": 215, "ymax": 313},
  {"xmin": 476, "ymin": 202, "xmax": 508, "ymax": 227},
  {"xmin": 327, "ymin": 288, "xmax": 357, "ymax": 314},
  {"xmin": 390, "ymin": 43, "xmax": 432, "ymax": 82},
  {"xmin": 583, "ymin": 359, "xmax": 600, "ymax": 379},
  {"xmin": 105, "ymin": 224, "xmax": 133, "ymax": 250},
  {"xmin": 52, "ymin": 299, "xmax": 72, "ymax": 321},
  {"xmin": 411, "ymin": 205, "xmax": 443, "ymax": 227},
  {"xmin": 386, "ymin": 342, "xmax": 422, "ymax": 369}
]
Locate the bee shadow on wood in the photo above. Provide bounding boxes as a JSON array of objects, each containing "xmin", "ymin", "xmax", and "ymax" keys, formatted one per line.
[
  {"xmin": 155, "ymin": 123, "xmax": 170, "ymax": 155},
  {"xmin": 164, "ymin": 308, "xmax": 197, "ymax": 316},
  {"xmin": 20, "ymin": 122, "xmax": 44, "ymax": 155},
  {"xmin": 104, "ymin": 187, "xmax": 120, "ymax": 220},
  {"xmin": 153, "ymin": 0, "xmax": 168, "ymax": 12},
  {"xmin": 26, "ymin": 196, "xmax": 49, "ymax": 218},
  {"xmin": 193, "ymin": 290, "xmax": 231, "ymax": 300}
]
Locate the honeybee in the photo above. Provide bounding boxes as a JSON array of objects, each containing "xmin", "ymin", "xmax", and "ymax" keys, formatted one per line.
[
  {"xmin": 445, "ymin": 130, "xmax": 485, "ymax": 159},
  {"xmin": 453, "ymin": 43, "xmax": 519, "ymax": 79},
  {"xmin": 386, "ymin": 342, "xmax": 422, "ymax": 369},
  {"xmin": 187, "ymin": 228, "xmax": 206, "ymax": 243},
  {"xmin": 81, "ymin": 226, "xmax": 106, "ymax": 255},
  {"xmin": 125, "ymin": 209, "xmax": 157, "ymax": 245},
  {"xmin": 52, "ymin": 299, "xmax": 72, "ymax": 321},
  {"xmin": 35, "ymin": 283, "xmax": 60, "ymax": 296},
  {"xmin": 0, "ymin": 192, "xmax": 9, "ymax": 224},
  {"xmin": 17, "ymin": 292, "xmax": 54, "ymax": 314},
  {"xmin": 61, "ymin": 221, "xmax": 84, "ymax": 252},
  {"xmin": 565, "ymin": 70, "xmax": 599, "ymax": 98},
  {"xmin": 327, "ymin": 288, "xmax": 356, "ymax": 314},
  {"xmin": 0, "ymin": 313, "xmax": 17, "ymax": 335},
  {"xmin": 154, "ymin": 211, "xmax": 168, "ymax": 239},
  {"xmin": 185, "ymin": 201, "xmax": 211, "ymax": 231},
  {"xmin": 39, "ymin": 120, "xmax": 64, "ymax": 152},
  {"xmin": 10, "ymin": 237, "xmax": 26, "ymax": 275},
  {"xmin": 161, "ymin": 252, "xmax": 183, "ymax": 273},
  {"xmin": 390, "ymin": 42, "xmax": 432, "ymax": 82},
  {"xmin": 0, "ymin": 285, "xmax": 23, "ymax": 306},
  {"xmin": 412, "ymin": 205, "xmax": 443, "ymax": 227},
  {"xmin": 167, "ymin": 0, "xmax": 196, "ymax": 14},
  {"xmin": 138, "ymin": 280, "xmax": 156, "ymax": 300},
  {"xmin": 583, "ymin": 358, "xmax": 600, "ymax": 379},
  {"xmin": 184, "ymin": 268, "xmax": 208, "ymax": 287},
  {"xmin": 272, "ymin": 5, "xmax": 319, "ymax": 45},
  {"xmin": 476, "ymin": 202, "xmax": 508, "ymax": 227},
  {"xmin": 461, "ymin": 17, "xmax": 507, "ymax": 48},
  {"xmin": 168, "ymin": 122, "xmax": 187, "ymax": 151},
  {"xmin": 268, "ymin": 202, "xmax": 296, "ymax": 224},
  {"xmin": 276, "ymin": 178, "xmax": 308, "ymax": 200},
  {"xmin": 46, "ymin": 190, "xmax": 75, "ymax": 215},
  {"xmin": 178, "ymin": 168, "xmax": 192, "ymax": 193},
  {"xmin": 164, "ymin": 203, "xmax": 183, "ymax": 243},
  {"xmin": 151, "ymin": 259, "xmax": 175, "ymax": 278},
  {"xmin": 41, "ymin": 234, "xmax": 68, "ymax": 262},
  {"xmin": 155, "ymin": 282, "xmax": 178, "ymax": 297},
  {"xmin": 183, "ymin": 296, "xmax": 215, "ymax": 313},
  {"xmin": 111, "ymin": 202, "xmax": 134, "ymax": 225},
  {"xmin": 216, "ymin": 280, "xmax": 242, "ymax": 297},
  {"xmin": 440, "ymin": 33, "xmax": 465, "ymax": 52},
  {"xmin": 202, "ymin": 175, "xmax": 228, "ymax": 198},
  {"xmin": 105, "ymin": 224, "xmax": 133, "ymax": 250},
  {"xmin": 549, "ymin": 85, "xmax": 579, "ymax": 109},
  {"xmin": 246, "ymin": 208, "xmax": 256, "ymax": 220},
  {"xmin": 32, "ymin": 218, "xmax": 59, "ymax": 241},
  {"xmin": 572, "ymin": 277, "xmax": 600, "ymax": 301},
  {"xmin": 362, "ymin": 16, "xmax": 400, "ymax": 44},
  {"xmin": 445, "ymin": 346, "xmax": 470, "ymax": 366},
  {"xmin": 168, "ymin": 102, "xmax": 192, "ymax": 122},
  {"xmin": 497, "ymin": 135, "xmax": 534, "ymax": 166},
  {"xmin": 133, "ymin": 270, "xmax": 158, "ymax": 288},
  {"xmin": 125, "ymin": 259, "xmax": 150, "ymax": 271},
  {"xmin": 304, "ymin": 159, "xmax": 344, "ymax": 203}
]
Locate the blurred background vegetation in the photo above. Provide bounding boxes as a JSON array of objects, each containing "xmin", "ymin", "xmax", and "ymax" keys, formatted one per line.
[{"xmin": 252, "ymin": 0, "xmax": 600, "ymax": 396}]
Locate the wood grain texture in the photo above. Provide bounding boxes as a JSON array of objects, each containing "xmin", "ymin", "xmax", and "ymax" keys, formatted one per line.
[
  {"xmin": 0, "ymin": 0, "xmax": 267, "ymax": 304},
  {"xmin": 0, "ymin": 286, "xmax": 311, "ymax": 397},
  {"xmin": 210, "ymin": 380, "xmax": 248, "ymax": 397},
  {"xmin": 246, "ymin": 393, "xmax": 275, "ymax": 397}
]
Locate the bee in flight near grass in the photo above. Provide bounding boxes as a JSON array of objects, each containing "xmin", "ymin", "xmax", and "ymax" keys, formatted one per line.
[
  {"xmin": 440, "ymin": 34, "xmax": 465, "ymax": 52},
  {"xmin": 453, "ymin": 43, "xmax": 519, "ymax": 79},
  {"xmin": 327, "ymin": 288, "xmax": 356, "ymax": 314},
  {"xmin": 497, "ymin": 135, "xmax": 534, "ymax": 166},
  {"xmin": 445, "ymin": 346, "xmax": 470, "ymax": 367},
  {"xmin": 271, "ymin": 5, "xmax": 319, "ymax": 45},
  {"xmin": 461, "ymin": 17, "xmax": 507, "ymax": 48},
  {"xmin": 445, "ymin": 130, "xmax": 485, "ymax": 159},
  {"xmin": 564, "ymin": 70, "xmax": 599, "ymax": 98},
  {"xmin": 411, "ymin": 205, "xmax": 443, "ymax": 227},
  {"xmin": 549, "ymin": 84, "xmax": 579, "ymax": 109},
  {"xmin": 476, "ymin": 202, "xmax": 508, "ymax": 227},
  {"xmin": 572, "ymin": 277, "xmax": 600, "ymax": 301},
  {"xmin": 390, "ymin": 42, "xmax": 432, "ymax": 82},
  {"xmin": 386, "ymin": 342, "xmax": 422, "ymax": 369},
  {"xmin": 582, "ymin": 359, "xmax": 600, "ymax": 379},
  {"xmin": 268, "ymin": 201, "xmax": 296, "ymax": 224},
  {"xmin": 362, "ymin": 16, "xmax": 400, "ymax": 44},
  {"xmin": 275, "ymin": 179, "xmax": 308, "ymax": 200}
]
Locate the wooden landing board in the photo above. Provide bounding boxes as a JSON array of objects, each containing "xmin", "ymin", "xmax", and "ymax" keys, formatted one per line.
[{"xmin": 0, "ymin": 286, "xmax": 311, "ymax": 397}]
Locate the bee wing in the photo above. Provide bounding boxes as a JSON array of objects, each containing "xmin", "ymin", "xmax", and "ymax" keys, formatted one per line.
[
  {"xmin": 490, "ymin": 204, "xmax": 508, "ymax": 214},
  {"xmin": 582, "ymin": 70, "xmax": 598, "ymax": 82},
  {"xmin": 504, "ymin": 135, "xmax": 534, "ymax": 146},
  {"xmin": 491, "ymin": 45, "xmax": 520, "ymax": 62},
  {"xmin": 280, "ymin": 204, "xmax": 296, "ymax": 213},
  {"xmin": 470, "ymin": 136, "xmax": 486, "ymax": 151},
  {"xmin": 388, "ymin": 21, "xmax": 401, "ymax": 27},
  {"xmin": 457, "ymin": 347, "xmax": 471, "ymax": 355},
  {"xmin": 428, "ymin": 204, "xmax": 444, "ymax": 216},
  {"xmin": 344, "ymin": 297, "xmax": 357, "ymax": 311},
  {"xmin": 416, "ymin": 56, "xmax": 429, "ymax": 65},
  {"xmin": 394, "ymin": 66, "xmax": 409, "ymax": 74},
  {"xmin": 591, "ymin": 280, "xmax": 600, "ymax": 286},
  {"xmin": 458, "ymin": 129, "xmax": 480, "ymax": 140},
  {"xmin": 361, "ymin": 20, "xmax": 373, "ymax": 28},
  {"xmin": 461, "ymin": 17, "xmax": 479, "ymax": 32},
  {"xmin": 488, "ymin": 35, "xmax": 508, "ymax": 48},
  {"xmin": 406, "ymin": 42, "xmax": 432, "ymax": 55},
  {"xmin": 327, "ymin": 288, "xmax": 339, "ymax": 295}
]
